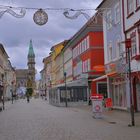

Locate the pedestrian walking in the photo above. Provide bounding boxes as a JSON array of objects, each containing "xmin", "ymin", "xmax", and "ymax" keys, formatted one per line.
[{"xmin": 26, "ymin": 93, "xmax": 30, "ymax": 103}]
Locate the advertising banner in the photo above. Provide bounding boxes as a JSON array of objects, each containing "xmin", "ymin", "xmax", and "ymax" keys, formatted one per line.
[
  {"xmin": 105, "ymin": 98, "xmax": 113, "ymax": 108},
  {"xmin": 91, "ymin": 94, "xmax": 103, "ymax": 119}
]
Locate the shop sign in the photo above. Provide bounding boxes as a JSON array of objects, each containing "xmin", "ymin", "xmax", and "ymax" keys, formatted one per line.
[
  {"xmin": 105, "ymin": 62, "xmax": 117, "ymax": 74},
  {"xmin": 91, "ymin": 94, "xmax": 103, "ymax": 118},
  {"xmin": 105, "ymin": 98, "xmax": 113, "ymax": 108},
  {"xmin": 92, "ymin": 99, "xmax": 102, "ymax": 113},
  {"xmin": 116, "ymin": 58, "xmax": 128, "ymax": 74}
]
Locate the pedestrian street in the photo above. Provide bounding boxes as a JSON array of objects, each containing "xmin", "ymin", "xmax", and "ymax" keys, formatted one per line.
[{"xmin": 0, "ymin": 98, "xmax": 140, "ymax": 140}]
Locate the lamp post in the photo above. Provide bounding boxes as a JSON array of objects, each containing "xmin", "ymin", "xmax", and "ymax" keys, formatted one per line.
[
  {"xmin": 122, "ymin": 39, "xmax": 135, "ymax": 126},
  {"xmin": 11, "ymin": 81, "xmax": 14, "ymax": 104},
  {"xmin": 64, "ymin": 72, "xmax": 67, "ymax": 107},
  {"xmin": 49, "ymin": 78, "xmax": 52, "ymax": 102},
  {"xmin": 1, "ymin": 74, "xmax": 4, "ymax": 110},
  {"xmin": 45, "ymin": 83, "xmax": 47, "ymax": 100},
  {"xmin": 126, "ymin": 39, "xmax": 135, "ymax": 126}
]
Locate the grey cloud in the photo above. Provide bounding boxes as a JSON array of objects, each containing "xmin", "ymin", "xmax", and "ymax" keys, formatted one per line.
[{"xmin": 0, "ymin": 0, "xmax": 102, "ymax": 79}]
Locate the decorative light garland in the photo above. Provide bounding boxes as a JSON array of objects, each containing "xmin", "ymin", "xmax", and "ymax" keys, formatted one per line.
[
  {"xmin": 0, "ymin": 5, "xmax": 114, "ymax": 26},
  {"xmin": 0, "ymin": 7, "xmax": 26, "ymax": 18},
  {"xmin": 0, "ymin": 5, "xmax": 95, "ymax": 25},
  {"xmin": 63, "ymin": 10, "xmax": 90, "ymax": 20}
]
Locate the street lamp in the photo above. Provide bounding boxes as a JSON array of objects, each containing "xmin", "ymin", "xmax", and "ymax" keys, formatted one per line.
[
  {"xmin": 121, "ymin": 38, "xmax": 135, "ymax": 126},
  {"xmin": 126, "ymin": 39, "xmax": 135, "ymax": 126},
  {"xmin": 45, "ymin": 83, "xmax": 47, "ymax": 100},
  {"xmin": 1, "ymin": 74, "xmax": 4, "ymax": 110},
  {"xmin": 11, "ymin": 81, "xmax": 14, "ymax": 104},
  {"xmin": 49, "ymin": 78, "xmax": 52, "ymax": 102},
  {"xmin": 64, "ymin": 72, "xmax": 67, "ymax": 107}
]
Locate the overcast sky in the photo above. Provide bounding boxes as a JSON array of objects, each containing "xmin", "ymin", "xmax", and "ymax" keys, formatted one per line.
[{"xmin": 0, "ymin": 0, "xmax": 102, "ymax": 80}]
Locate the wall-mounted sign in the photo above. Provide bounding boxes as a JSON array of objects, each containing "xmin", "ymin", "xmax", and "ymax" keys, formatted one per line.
[{"xmin": 105, "ymin": 62, "xmax": 116, "ymax": 74}]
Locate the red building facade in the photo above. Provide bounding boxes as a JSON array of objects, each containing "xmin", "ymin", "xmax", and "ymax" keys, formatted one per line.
[{"xmin": 71, "ymin": 14, "xmax": 106, "ymax": 98}]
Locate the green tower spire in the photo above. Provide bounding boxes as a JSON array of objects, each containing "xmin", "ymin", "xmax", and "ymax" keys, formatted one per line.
[{"xmin": 28, "ymin": 40, "xmax": 35, "ymax": 58}]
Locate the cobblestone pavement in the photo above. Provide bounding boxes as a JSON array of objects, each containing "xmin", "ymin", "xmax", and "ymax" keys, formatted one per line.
[{"xmin": 0, "ymin": 99, "xmax": 140, "ymax": 140}]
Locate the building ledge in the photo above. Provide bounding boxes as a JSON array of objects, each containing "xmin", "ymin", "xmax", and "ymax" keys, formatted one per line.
[{"xmin": 127, "ymin": 12, "xmax": 134, "ymax": 19}]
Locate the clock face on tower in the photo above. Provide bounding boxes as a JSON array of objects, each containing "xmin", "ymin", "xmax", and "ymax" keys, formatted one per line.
[{"xmin": 33, "ymin": 9, "xmax": 48, "ymax": 26}]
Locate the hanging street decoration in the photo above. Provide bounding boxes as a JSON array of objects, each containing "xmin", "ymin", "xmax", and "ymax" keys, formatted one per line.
[
  {"xmin": 33, "ymin": 9, "xmax": 48, "ymax": 26},
  {"xmin": 0, "ymin": 5, "xmax": 101, "ymax": 26},
  {"xmin": 0, "ymin": 5, "xmax": 116, "ymax": 26},
  {"xmin": 0, "ymin": 7, "xmax": 26, "ymax": 18},
  {"xmin": 63, "ymin": 9, "xmax": 90, "ymax": 20}
]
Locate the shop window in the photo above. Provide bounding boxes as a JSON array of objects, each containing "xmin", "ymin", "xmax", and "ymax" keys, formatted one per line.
[
  {"xmin": 97, "ymin": 83, "xmax": 107, "ymax": 98},
  {"xmin": 112, "ymin": 81, "xmax": 127, "ymax": 108}
]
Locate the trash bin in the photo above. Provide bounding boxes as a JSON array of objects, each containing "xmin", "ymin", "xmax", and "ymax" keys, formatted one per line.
[{"xmin": 90, "ymin": 94, "xmax": 103, "ymax": 119}]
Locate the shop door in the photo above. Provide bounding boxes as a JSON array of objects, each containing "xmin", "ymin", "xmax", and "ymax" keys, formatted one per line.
[{"xmin": 98, "ymin": 83, "xmax": 107, "ymax": 98}]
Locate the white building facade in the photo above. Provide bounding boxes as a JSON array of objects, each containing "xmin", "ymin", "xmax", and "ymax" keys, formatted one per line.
[
  {"xmin": 123, "ymin": 0, "xmax": 140, "ymax": 111},
  {"xmin": 97, "ymin": 0, "xmax": 131, "ymax": 110}
]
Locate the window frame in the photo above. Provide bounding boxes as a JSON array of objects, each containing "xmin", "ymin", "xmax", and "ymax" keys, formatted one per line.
[
  {"xmin": 138, "ymin": 25, "xmax": 140, "ymax": 54},
  {"xmin": 127, "ymin": 0, "xmax": 134, "ymax": 16},
  {"xmin": 87, "ymin": 36, "xmax": 90, "ymax": 49},
  {"xmin": 130, "ymin": 31, "xmax": 137, "ymax": 57},
  {"xmin": 114, "ymin": 2, "xmax": 121, "ymax": 24},
  {"xmin": 108, "ymin": 42, "xmax": 113, "ymax": 61},
  {"xmin": 106, "ymin": 10, "xmax": 112, "ymax": 30},
  {"xmin": 136, "ymin": 0, "xmax": 140, "ymax": 8}
]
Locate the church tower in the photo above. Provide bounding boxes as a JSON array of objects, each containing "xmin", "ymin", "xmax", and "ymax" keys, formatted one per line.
[{"xmin": 27, "ymin": 40, "xmax": 36, "ymax": 89}]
